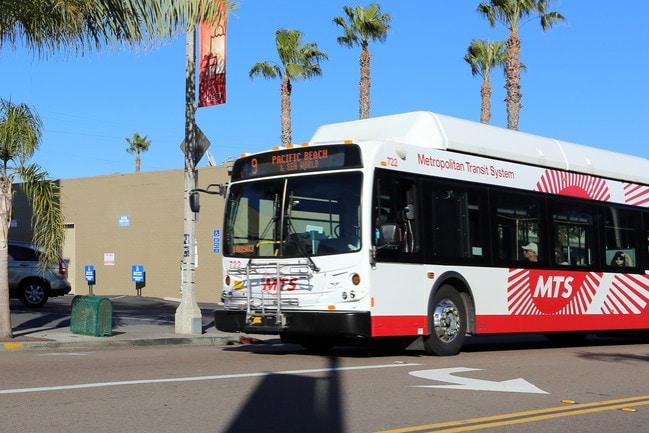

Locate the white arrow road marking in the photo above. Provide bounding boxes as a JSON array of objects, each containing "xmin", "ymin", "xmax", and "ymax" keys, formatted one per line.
[{"xmin": 410, "ymin": 367, "xmax": 548, "ymax": 394}]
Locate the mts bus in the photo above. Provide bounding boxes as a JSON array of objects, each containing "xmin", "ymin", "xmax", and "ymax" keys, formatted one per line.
[{"xmin": 214, "ymin": 111, "xmax": 649, "ymax": 356}]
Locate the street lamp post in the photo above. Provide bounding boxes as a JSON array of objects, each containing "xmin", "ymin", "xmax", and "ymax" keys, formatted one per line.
[{"xmin": 175, "ymin": 27, "xmax": 202, "ymax": 334}]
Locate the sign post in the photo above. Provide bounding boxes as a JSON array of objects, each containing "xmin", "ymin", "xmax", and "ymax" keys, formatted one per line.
[
  {"xmin": 84, "ymin": 265, "xmax": 96, "ymax": 295},
  {"xmin": 131, "ymin": 265, "xmax": 145, "ymax": 296}
]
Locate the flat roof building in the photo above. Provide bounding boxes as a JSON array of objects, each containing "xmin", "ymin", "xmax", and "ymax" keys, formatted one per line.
[{"xmin": 11, "ymin": 165, "xmax": 230, "ymax": 303}]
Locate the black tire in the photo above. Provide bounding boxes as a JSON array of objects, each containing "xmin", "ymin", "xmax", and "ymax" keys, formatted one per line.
[
  {"xmin": 18, "ymin": 279, "xmax": 49, "ymax": 308},
  {"xmin": 423, "ymin": 285, "xmax": 466, "ymax": 356}
]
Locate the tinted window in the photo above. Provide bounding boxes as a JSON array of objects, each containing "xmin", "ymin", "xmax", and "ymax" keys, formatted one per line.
[
  {"xmin": 496, "ymin": 193, "xmax": 543, "ymax": 264},
  {"xmin": 430, "ymin": 183, "xmax": 487, "ymax": 261},
  {"xmin": 602, "ymin": 206, "xmax": 640, "ymax": 270},
  {"xmin": 8, "ymin": 245, "xmax": 39, "ymax": 262},
  {"xmin": 373, "ymin": 173, "xmax": 420, "ymax": 256},
  {"xmin": 551, "ymin": 200, "xmax": 596, "ymax": 267}
]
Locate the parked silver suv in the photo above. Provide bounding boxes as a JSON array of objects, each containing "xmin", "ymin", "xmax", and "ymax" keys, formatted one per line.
[{"xmin": 8, "ymin": 241, "xmax": 71, "ymax": 307}]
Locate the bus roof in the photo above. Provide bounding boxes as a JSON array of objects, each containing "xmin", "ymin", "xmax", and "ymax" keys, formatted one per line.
[{"xmin": 309, "ymin": 111, "xmax": 649, "ymax": 185}]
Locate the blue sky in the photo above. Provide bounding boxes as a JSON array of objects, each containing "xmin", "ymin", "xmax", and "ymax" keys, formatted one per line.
[{"xmin": 1, "ymin": 1, "xmax": 648, "ymax": 180}]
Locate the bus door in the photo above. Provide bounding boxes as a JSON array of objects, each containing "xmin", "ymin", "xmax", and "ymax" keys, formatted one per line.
[{"xmin": 370, "ymin": 172, "xmax": 426, "ymax": 336}]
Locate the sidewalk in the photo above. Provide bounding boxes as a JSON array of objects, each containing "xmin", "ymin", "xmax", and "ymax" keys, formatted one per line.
[{"xmin": 1, "ymin": 295, "xmax": 268, "ymax": 351}]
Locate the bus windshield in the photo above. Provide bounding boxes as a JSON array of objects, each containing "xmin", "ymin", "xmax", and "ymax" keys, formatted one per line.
[{"xmin": 224, "ymin": 172, "xmax": 362, "ymax": 258}]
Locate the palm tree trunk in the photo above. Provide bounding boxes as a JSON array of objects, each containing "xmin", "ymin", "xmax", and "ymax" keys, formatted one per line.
[
  {"xmin": 480, "ymin": 75, "xmax": 492, "ymax": 124},
  {"xmin": 280, "ymin": 75, "xmax": 292, "ymax": 145},
  {"xmin": 505, "ymin": 31, "xmax": 522, "ymax": 130},
  {"xmin": 359, "ymin": 44, "xmax": 371, "ymax": 120},
  {"xmin": 0, "ymin": 180, "xmax": 13, "ymax": 338},
  {"xmin": 136, "ymin": 153, "xmax": 141, "ymax": 173}
]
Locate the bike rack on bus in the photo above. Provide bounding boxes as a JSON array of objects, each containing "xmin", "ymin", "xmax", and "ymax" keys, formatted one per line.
[{"xmin": 228, "ymin": 259, "xmax": 313, "ymax": 333}]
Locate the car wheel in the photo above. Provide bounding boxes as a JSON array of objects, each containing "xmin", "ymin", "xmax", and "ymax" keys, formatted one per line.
[{"xmin": 19, "ymin": 279, "xmax": 49, "ymax": 307}]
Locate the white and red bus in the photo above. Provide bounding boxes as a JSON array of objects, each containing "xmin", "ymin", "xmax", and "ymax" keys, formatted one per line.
[{"xmin": 214, "ymin": 111, "xmax": 649, "ymax": 355}]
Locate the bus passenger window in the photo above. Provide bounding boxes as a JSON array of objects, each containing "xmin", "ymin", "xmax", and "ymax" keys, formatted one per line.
[
  {"xmin": 551, "ymin": 201, "xmax": 595, "ymax": 266},
  {"xmin": 495, "ymin": 194, "xmax": 542, "ymax": 263},
  {"xmin": 603, "ymin": 206, "xmax": 639, "ymax": 271},
  {"xmin": 431, "ymin": 186, "xmax": 486, "ymax": 260},
  {"xmin": 373, "ymin": 175, "xmax": 419, "ymax": 254}
]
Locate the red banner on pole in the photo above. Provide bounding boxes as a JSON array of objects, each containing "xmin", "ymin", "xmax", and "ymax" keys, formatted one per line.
[{"xmin": 198, "ymin": 11, "xmax": 227, "ymax": 107}]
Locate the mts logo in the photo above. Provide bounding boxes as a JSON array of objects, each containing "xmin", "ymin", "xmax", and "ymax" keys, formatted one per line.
[
  {"xmin": 526, "ymin": 270, "xmax": 590, "ymax": 314},
  {"xmin": 533, "ymin": 275, "xmax": 574, "ymax": 299},
  {"xmin": 261, "ymin": 277, "xmax": 298, "ymax": 293}
]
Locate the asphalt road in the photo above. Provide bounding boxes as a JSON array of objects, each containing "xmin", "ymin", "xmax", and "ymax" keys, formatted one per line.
[{"xmin": 1, "ymin": 331, "xmax": 649, "ymax": 433}]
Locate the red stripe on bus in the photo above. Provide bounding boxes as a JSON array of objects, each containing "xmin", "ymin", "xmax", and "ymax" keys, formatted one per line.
[
  {"xmin": 371, "ymin": 315, "xmax": 428, "ymax": 337},
  {"xmin": 474, "ymin": 314, "xmax": 649, "ymax": 334},
  {"xmin": 371, "ymin": 314, "xmax": 649, "ymax": 337}
]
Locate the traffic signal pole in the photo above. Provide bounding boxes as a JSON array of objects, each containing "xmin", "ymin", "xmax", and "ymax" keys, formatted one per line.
[{"xmin": 175, "ymin": 27, "xmax": 202, "ymax": 334}]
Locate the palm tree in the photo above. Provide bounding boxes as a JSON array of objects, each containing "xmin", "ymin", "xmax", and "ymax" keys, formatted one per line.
[
  {"xmin": 477, "ymin": 0, "xmax": 566, "ymax": 130},
  {"xmin": 333, "ymin": 3, "xmax": 392, "ymax": 120},
  {"xmin": 249, "ymin": 29, "xmax": 328, "ymax": 145},
  {"xmin": 464, "ymin": 39, "xmax": 507, "ymax": 124},
  {"xmin": 0, "ymin": 0, "xmax": 237, "ymax": 55},
  {"xmin": 0, "ymin": 0, "xmax": 237, "ymax": 339},
  {"xmin": 126, "ymin": 132, "xmax": 152, "ymax": 173},
  {"xmin": 0, "ymin": 99, "xmax": 65, "ymax": 338}
]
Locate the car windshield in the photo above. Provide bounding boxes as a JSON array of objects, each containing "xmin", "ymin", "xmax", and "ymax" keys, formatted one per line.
[{"xmin": 223, "ymin": 172, "xmax": 362, "ymax": 258}]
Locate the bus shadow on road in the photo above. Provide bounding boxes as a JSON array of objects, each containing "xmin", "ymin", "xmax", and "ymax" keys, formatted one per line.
[
  {"xmin": 461, "ymin": 333, "xmax": 649, "ymax": 354},
  {"xmin": 224, "ymin": 337, "xmax": 427, "ymax": 359},
  {"xmin": 222, "ymin": 356, "xmax": 346, "ymax": 433}
]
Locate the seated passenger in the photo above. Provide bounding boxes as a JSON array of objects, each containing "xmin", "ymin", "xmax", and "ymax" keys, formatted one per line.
[
  {"xmin": 610, "ymin": 251, "xmax": 633, "ymax": 267},
  {"xmin": 555, "ymin": 247, "xmax": 569, "ymax": 265},
  {"xmin": 522, "ymin": 242, "xmax": 538, "ymax": 262}
]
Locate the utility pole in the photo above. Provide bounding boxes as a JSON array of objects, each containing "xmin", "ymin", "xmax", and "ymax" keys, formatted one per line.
[{"xmin": 175, "ymin": 26, "xmax": 202, "ymax": 334}]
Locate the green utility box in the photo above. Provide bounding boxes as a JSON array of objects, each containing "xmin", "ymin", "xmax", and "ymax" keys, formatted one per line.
[{"xmin": 70, "ymin": 295, "xmax": 113, "ymax": 337}]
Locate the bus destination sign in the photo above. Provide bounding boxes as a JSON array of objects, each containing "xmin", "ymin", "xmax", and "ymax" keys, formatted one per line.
[{"xmin": 231, "ymin": 144, "xmax": 362, "ymax": 180}]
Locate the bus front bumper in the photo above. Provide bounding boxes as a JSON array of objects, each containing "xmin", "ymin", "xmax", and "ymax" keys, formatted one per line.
[{"xmin": 214, "ymin": 309, "xmax": 371, "ymax": 338}]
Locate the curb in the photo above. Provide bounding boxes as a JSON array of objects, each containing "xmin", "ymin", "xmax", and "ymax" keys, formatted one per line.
[{"xmin": 1, "ymin": 335, "xmax": 242, "ymax": 352}]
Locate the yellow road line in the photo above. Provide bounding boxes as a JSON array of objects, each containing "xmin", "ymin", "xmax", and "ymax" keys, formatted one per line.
[{"xmin": 377, "ymin": 395, "xmax": 649, "ymax": 433}]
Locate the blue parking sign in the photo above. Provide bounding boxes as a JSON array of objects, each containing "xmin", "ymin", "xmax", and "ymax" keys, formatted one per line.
[
  {"xmin": 132, "ymin": 265, "xmax": 145, "ymax": 283},
  {"xmin": 85, "ymin": 265, "xmax": 95, "ymax": 283},
  {"xmin": 213, "ymin": 229, "xmax": 221, "ymax": 253}
]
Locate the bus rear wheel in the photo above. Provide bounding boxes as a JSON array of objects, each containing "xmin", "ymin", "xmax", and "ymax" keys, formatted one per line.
[{"xmin": 423, "ymin": 285, "xmax": 466, "ymax": 356}]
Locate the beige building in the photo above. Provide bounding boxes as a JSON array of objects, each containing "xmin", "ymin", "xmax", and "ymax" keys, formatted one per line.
[{"xmin": 12, "ymin": 166, "xmax": 230, "ymax": 303}]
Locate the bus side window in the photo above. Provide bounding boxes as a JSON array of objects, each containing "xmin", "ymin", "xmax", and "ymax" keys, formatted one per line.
[
  {"xmin": 373, "ymin": 174, "xmax": 419, "ymax": 254},
  {"xmin": 645, "ymin": 212, "xmax": 649, "ymax": 269},
  {"xmin": 551, "ymin": 201, "xmax": 595, "ymax": 266},
  {"xmin": 431, "ymin": 185, "xmax": 486, "ymax": 260},
  {"xmin": 495, "ymin": 193, "xmax": 543, "ymax": 263},
  {"xmin": 602, "ymin": 205, "xmax": 639, "ymax": 271}
]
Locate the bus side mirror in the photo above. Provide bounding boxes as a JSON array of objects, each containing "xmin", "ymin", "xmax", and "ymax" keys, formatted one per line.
[{"xmin": 378, "ymin": 223, "xmax": 401, "ymax": 248}]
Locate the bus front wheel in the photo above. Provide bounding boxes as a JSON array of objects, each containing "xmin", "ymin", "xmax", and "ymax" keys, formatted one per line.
[{"xmin": 423, "ymin": 285, "xmax": 466, "ymax": 356}]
